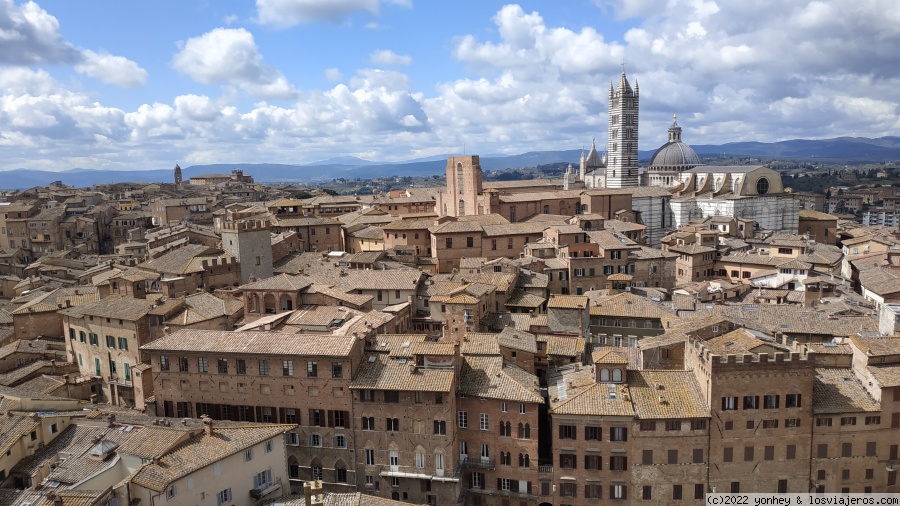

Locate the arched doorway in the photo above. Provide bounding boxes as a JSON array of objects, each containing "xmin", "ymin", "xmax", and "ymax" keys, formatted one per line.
[
  {"xmin": 264, "ymin": 293, "xmax": 276, "ymax": 314},
  {"xmin": 280, "ymin": 294, "xmax": 293, "ymax": 311}
]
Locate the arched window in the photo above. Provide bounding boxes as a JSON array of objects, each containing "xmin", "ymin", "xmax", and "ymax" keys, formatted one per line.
[
  {"xmin": 288, "ymin": 456, "xmax": 299, "ymax": 479},
  {"xmin": 612, "ymin": 368, "xmax": 623, "ymax": 382},
  {"xmin": 311, "ymin": 458, "xmax": 323, "ymax": 480},
  {"xmin": 456, "ymin": 163, "xmax": 465, "ymax": 195},
  {"xmin": 334, "ymin": 460, "xmax": 348, "ymax": 483},
  {"xmin": 524, "ymin": 423, "xmax": 531, "ymax": 439},
  {"xmin": 519, "ymin": 453, "xmax": 530, "ymax": 468},
  {"xmin": 600, "ymin": 368, "xmax": 610, "ymax": 382},
  {"xmin": 435, "ymin": 451, "xmax": 445, "ymax": 477},
  {"xmin": 517, "ymin": 422, "xmax": 524, "ymax": 438},
  {"xmin": 458, "ymin": 199, "xmax": 465, "ymax": 216}
]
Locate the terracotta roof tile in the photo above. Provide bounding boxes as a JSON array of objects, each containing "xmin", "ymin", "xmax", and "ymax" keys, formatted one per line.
[
  {"xmin": 131, "ymin": 424, "xmax": 294, "ymax": 491},
  {"xmin": 813, "ymin": 368, "xmax": 881, "ymax": 414}
]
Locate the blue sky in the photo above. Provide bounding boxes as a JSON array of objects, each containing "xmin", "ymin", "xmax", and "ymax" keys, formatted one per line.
[{"xmin": 0, "ymin": 0, "xmax": 898, "ymax": 171}]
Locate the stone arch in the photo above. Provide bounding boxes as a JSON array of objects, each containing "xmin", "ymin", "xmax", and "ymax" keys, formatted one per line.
[
  {"xmin": 310, "ymin": 457, "xmax": 323, "ymax": 481},
  {"xmin": 288, "ymin": 455, "xmax": 300, "ymax": 479},
  {"xmin": 263, "ymin": 293, "xmax": 276, "ymax": 314},
  {"xmin": 334, "ymin": 459, "xmax": 348, "ymax": 483},
  {"xmin": 280, "ymin": 294, "xmax": 293, "ymax": 311}
]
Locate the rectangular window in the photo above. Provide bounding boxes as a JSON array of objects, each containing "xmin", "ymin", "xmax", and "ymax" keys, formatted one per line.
[
  {"xmin": 722, "ymin": 396, "xmax": 738, "ymax": 410},
  {"xmin": 332, "ymin": 362, "xmax": 343, "ymax": 378},
  {"xmin": 559, "ymin": 425, "xmax": 576, "ymax": 439},
  {"xmin": 673, "ymin": 484, "xmax": 682, "ymax": 500},
  {"xmin": 842, "ymin": 443, "xmax": 852, "ymax": 458},
  {"xmin": 106, "ymin": 335, "xmax": 115, "ymax": 348},
  {"xmin": 744, "ymin": 446, "xmax": 754, "ymax": 461},
  {"xmin": 816, "ymin": 417, "xmax": 832, "ymax": 427},
  {"xmin": 695, "ymin": 484, "xmax": 705, "ymax": 499},
  {"xmin": 765, "ymin": 446, "xmax": 775, "ymax": 460},
  {"xmin": 743, "ymin": 396, "xmax": 759, "ymax": 409},
  {"xmin": 236, "ymin": 359, "xmax": 246, "ymax": 375},
  {"xmin": 559, "ymin": 453, "xmax": 577, "ymax": 469},
  {"xmin": 117, "ymin": 337, "xmax": 128, "ymax": 350},
  {"xmin": 691, "ymin": 419, "xmax": 707, "ymax": 430},
  {"xmin": 786, "ymin": 445, "xmax": 796, "ymax": 460},
  {"xmin": 307, "ymin": 361, "xmax": 318, "ymax": 377},
  {"xmin": 610, "ymin": 456, "xmax": 627, "ymax": 471},
  {"xmin": 458, "ymin": 411, "xmax": 468, "ymax": 428},
  {"xmin": 178, "ymin": 357, "xmax": 189, "ymax": 372},
  {"xmin": 217, "ymin": 358, "xmax": 228, "ymax": 374},
  {"xmin": 480, "ymin": 413, "xmax": 489, "ymax": 431},
  {"xmin": 840, "ymin": 416, "xmax": 857, "ymax": 426},
  {"xmin": 610, "ymin": 427, "xmax": 627, "ymax": 441},
  {"xmin": 160, "ymin": 355, "xmax": 170, "ymax": 371},
  {"xmin": 282, "ymin": 360, "xmax": 293, "ymax": 376},
  {"xmin": 693, "ymin": 448, "xmax": 704, "ymax": 464},
  {"xmin": 384, "ymin": 391, "xmax": 400, "ymax": 403},
  {"xmin": 778, "ymin": 480, "xmax": 787, "ymax": 494},
  {"xmin": 585, "ymin": 455, "xmax": 602, "ymax": 470},
  {"xmin": 668, "ymin": 449, "xmax": 678, "ymax": 465},
  {"xmin": 585, "ymin": 426, "xmax": 601, "ymax": 440},
  {"xmin": 865, "ymin": 415, "xmax": 880, "ymax": 425},
  {"xmin": 724, "ymin": 447, "xmax": 733, "ymax": 462},
  {"xmin": 665, "ymin": 419, "xmax": 681, "ymax": 431},
  {"xmin": 764, "ymin": 394, "xmax": 780, "ymax": 408},
  {"xmin": 642, "ymin": 450, "xmax": 653, "ymax": 465},
  {"xmin": 640, "ymin": 420, "xmax": 656, "ymax": 431},
  {"xmin": 786, "ymin": 393, "xmax": 801, "ymax": 407},
  {"xmin": 198, "ymin": 357, "xmax": 208, "ymax": 373}
]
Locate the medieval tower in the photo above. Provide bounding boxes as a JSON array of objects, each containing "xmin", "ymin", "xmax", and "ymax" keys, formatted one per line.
[
  {"xmin": 174, "ymin": 163, "xmax": 182, "ymax": 186},
  {"xmin": 444, "ymin": 155, "xmax": 484, "ymax": 217},
  {"xmin": 221, "ymin": 219, "xmax": 274, "ymax": 283},
  {"xmin": 606, "ymin": 71, "xmax": 640, "ymax": 188}
]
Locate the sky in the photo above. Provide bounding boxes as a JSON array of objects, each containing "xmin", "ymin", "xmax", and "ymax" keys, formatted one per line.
[{"xmin": 0, "ymin": 0, "xmax": 898, "ymax": 172}]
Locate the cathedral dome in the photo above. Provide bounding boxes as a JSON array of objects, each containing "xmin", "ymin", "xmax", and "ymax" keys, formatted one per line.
[{"xmin": 649, "ymin": 115, "xmax": 700, "ymax": 169}]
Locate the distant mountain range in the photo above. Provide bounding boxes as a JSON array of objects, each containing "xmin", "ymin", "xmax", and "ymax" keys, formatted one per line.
[{"xmin": 4, "ymin": 136, "xmax": 900, "ymax": 189}]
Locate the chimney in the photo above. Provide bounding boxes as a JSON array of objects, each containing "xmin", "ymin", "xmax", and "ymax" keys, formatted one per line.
[
  {"xmin": 305, "ymin": 480, "xmax": 324, "ymax": 506},
  {"xmin": 107, "ymin": 414, "xmax": 116, "ymax": 428},
  {"xmin": 202, "ymin": 414, "xmax": 213, "ymax": 436}
]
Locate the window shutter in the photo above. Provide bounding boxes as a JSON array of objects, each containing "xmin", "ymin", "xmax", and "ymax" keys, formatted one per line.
[{"xmin": 327, "ymin": 410, "xmax": 334, "ymax": 427}]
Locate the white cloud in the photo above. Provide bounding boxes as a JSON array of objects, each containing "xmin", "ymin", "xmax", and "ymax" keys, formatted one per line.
[
  {"xmin": 0, "ymin": 0, "xmax": 79, "ymax": 64},
  {"xmin": 172, "ymin": 28, "xmax": 297, "ymax": 100},
  {"xmin": 75, "ymin": 50, "xmax": 148, "ymax": 88},
  {"xmin": 370, "ymin": 49, "xmax": 412, "ymax": 66},
  {"xmin": 0, "ymin": 1, "xmax": 147, "ymax": 88},
  {"xmin": 3, "ymin": 1, "xmax": 900, "ymax": 172},
  {"xmin": 256, "ymin": 0, "xmax": 378, "ymax": 26},
  {"xmin": 223, "ymin": 14, "xmax": 239, "ymax": 25}
]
